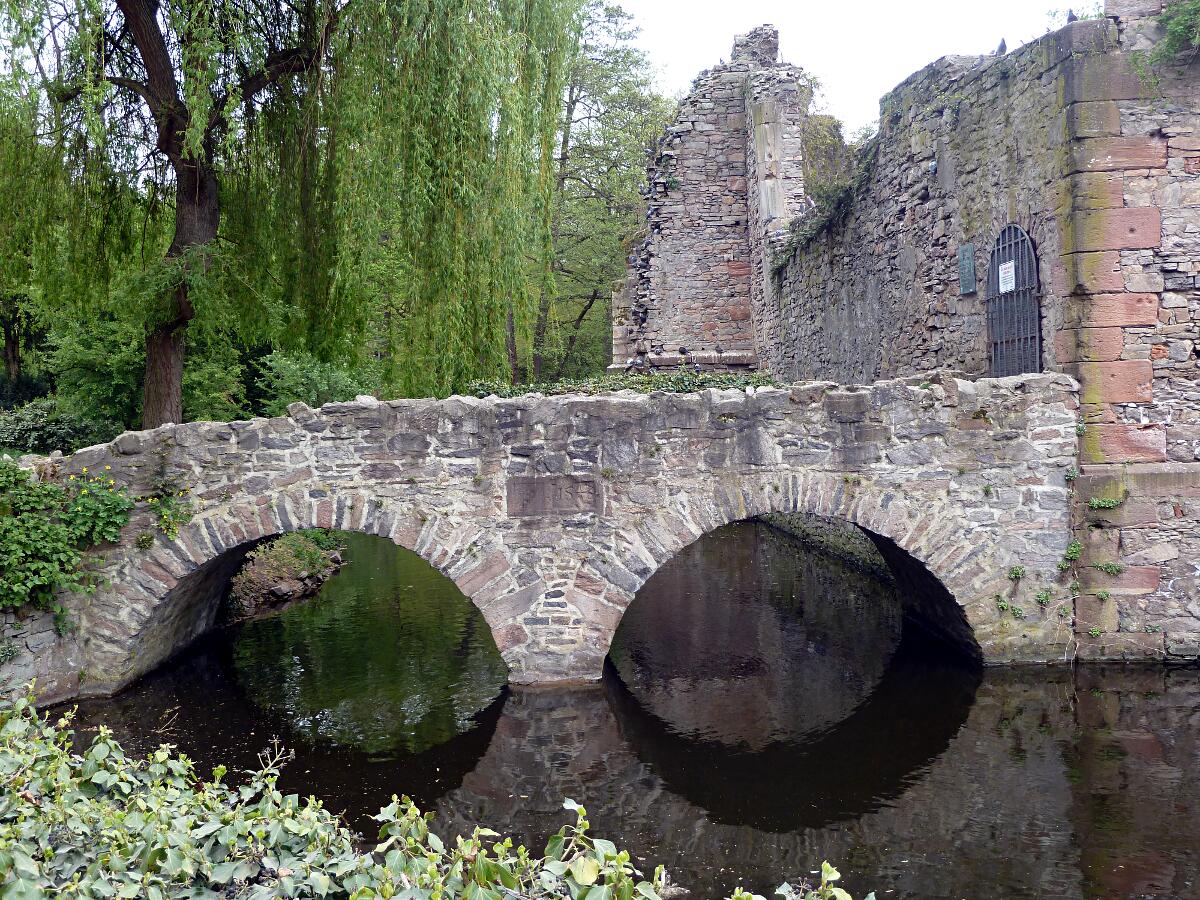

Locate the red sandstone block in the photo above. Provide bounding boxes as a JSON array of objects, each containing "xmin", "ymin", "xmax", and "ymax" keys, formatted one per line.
[
  {"xmin": 1054, "ymin": 327, "xmax": 1125, "ymax": 362},
  {"xmin": 1072, "ymin": 360, "xmax": 1153, "ymax": 403},
  {"xmin": 1072, "ymin": 137, "xmax": 1167, "ymax": 172},
  {"xmin": 1076, "ymin": 595, "xmax": 1119, "ymax": 632},
  {"xmin": 1082, "ymin": 423, "xmax": 1167, "ymax": 463},
  {"xmin": 1082, "ymin": 565, "xmax": 1161, "ymax": 595},
  {"xmin": 1073, "ymin": 293, "xmax": 1160, "ymax": 327},
  {"xmin": 1067, "ymin": 54, "xmax": 1153, "ymax": 102},
  {"xmin": 1186, "ymin": 158, "xmax": 1200, "ymax": 175},
  {"xmin": 1067, "ymin": 173, "xmax": 1126, "ymax": 210},
  {"xmin": 1065, "ymin": 207, "xmax": 1161, "ymax": 253},
  {"xmin": 726, "ymin": 260, "xmax": 752, "ymax": 277},
  {"xmin": 1062, "ymin": 252, "xmax": 1126, "ymax": 294},
  {"xmin": 1068, "ymin": 101, "xmax": 1121, "ymax": 139}
]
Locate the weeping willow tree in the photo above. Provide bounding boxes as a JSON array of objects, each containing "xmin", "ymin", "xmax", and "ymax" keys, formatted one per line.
[{"xmin": 2, "ymin": 0, "xmax": 579, "ymax": 426}]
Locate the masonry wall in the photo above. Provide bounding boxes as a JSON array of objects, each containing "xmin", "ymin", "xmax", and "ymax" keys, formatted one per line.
[
  {"xmin": 764, "ymin": 22, "xmax": 1114, "ymax": 383},
  {"xmin": 753, "ymin": 3, "xmax": 1200, "ymax": 660},
  {"xmin": 611, "ymin": 26, "xmax": 807, "ymax": 371}
]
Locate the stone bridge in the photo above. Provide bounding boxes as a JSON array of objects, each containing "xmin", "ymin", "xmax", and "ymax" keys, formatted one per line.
[{"xmin": 13, "ymin": 371, "xmax": 1080, "ymax": 700}]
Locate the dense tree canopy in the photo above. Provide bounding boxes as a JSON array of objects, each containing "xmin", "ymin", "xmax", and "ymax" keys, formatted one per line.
[
  {"xmin": 1, "ymin": 0, "xmax": 581, "ymax": 427},
  {"xmin": 0, "ymin": 0, "xmax": 672, "ymax": 450}
]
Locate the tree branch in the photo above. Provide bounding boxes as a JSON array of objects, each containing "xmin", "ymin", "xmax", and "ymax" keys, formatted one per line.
[
  {"xmin": 114, "ymin": 0, "xmax": 180, "ymax": 110},
  {"xmin": 107, "ymin": 76, "xmax": 158, "ymax": 110},
  {"xmin": 209, "ymin": 0, "xmax": 351, "ymax": 131}
]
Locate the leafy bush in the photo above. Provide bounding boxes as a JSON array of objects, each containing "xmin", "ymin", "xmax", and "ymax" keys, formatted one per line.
[
  {"xmin": 0, "ymin": 460, "xmax": 133, "ymax": 613},
  {"xmin": 467, "ymin": 370, "xmax": 778, "ymax": 399},
  {"xmin": 255, "ymin": 352, "xmax": 374, "ymax": 417},
  {"xmin": 0, "ymin": 693, "xmax": 873, "ymax": 899},
  {"xmin": 229, "ymin": 530, "xmax": 343, "ymax": 612},
  {"xmin": 1151, "ymin": 0, "xmax": 1200, "ymax": 64},
  {"xmin": 0, "ymin": 397, "xmax": 122, "ymax": 455}
]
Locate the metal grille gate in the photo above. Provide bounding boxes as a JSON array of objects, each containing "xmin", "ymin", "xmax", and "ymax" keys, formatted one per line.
[{"xmin": 986, "ymin": 224, "xmax": 1042, "ymax": 377}]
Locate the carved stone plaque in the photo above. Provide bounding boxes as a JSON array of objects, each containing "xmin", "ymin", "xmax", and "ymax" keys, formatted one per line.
[
  {"xmin": 957, "ymin": 244, "xmax": 976, "ymax": 295},
  {"xmin": 506, "ymin": 476, "xmax": 601, "ymax": 518}
]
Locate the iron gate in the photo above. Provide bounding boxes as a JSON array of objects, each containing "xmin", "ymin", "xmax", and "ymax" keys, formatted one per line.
[{"xmin": 986, "ymin": 224, "xmax": 1042, "ymax": 377}]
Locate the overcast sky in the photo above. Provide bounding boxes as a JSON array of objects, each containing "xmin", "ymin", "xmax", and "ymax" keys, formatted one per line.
[{"xmin": 619, "ymin": 1, "xmax": 1101, "ymax": 133}]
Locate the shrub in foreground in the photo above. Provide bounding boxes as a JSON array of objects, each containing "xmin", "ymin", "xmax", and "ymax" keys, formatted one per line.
[{"xmin": 0, "ymin": 693, "xmax": 872, "ymax": 899}]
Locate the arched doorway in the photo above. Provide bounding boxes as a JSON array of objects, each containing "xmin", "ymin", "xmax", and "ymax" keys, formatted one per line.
[{"xmin": 986, "ymin": 224, "xmax": 1042, "ymax": 377}]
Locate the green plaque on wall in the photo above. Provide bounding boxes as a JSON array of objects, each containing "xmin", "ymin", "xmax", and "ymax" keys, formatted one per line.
[{"xmin": 958, "ymin": 244, "xmax": 976, "ymax": 296}]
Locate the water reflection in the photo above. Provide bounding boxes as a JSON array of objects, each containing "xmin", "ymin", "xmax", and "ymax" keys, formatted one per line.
[
  {"xmin": 608, "ymin": 522, "xmax": 906, "ymax": 749},
  {"xmin": 229, "ymin": 533, "xmax": 508, "ymax": 756},
  {"xmin": 66, "ymin": 523, "xmax": 1200, "ymax": 899}
]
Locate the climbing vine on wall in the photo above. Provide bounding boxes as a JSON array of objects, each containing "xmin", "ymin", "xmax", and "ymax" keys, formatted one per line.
[{"xmin": 0, "ymin": 461, "xmax": 132, "ymax": 615}]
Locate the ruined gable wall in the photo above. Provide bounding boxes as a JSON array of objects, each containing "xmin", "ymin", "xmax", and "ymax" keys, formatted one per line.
[{"xmin": 611, "ymin": 26, "xmax": 807, "ymax": 371}]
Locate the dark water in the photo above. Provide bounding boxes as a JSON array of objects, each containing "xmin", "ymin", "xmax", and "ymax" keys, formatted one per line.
[{"xmin": 69, "ymin": 525, "xmax": 1200, "ymax": 899}]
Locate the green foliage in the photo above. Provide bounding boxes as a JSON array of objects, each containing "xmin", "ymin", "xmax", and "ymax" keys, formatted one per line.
[
  {"xmin": 0, "ymin": 639, "xmax": 17, "ymax": 665},
  {"xmin": 0, "ymin": 460, "xmax": 132, "ymax": 613},
  {"xmin": 1035, "ymin": 589, "xmax": 1053, "ymax": 607},
  {"xmin": 0, "ymin": 693, "xmax": 871, "ymax": 899},
  {"xmin": 468, "ymin": 370, "xmax": 777, "ymax": 398},
  {"xmin": 1088, "ymin": 627, "xmax": 1103, "ymax": 638},
  {"xmin": 230, "ymin": 530, "xmax": 344, "ymax": 612},
  {"xmin": 1150, "ymin": 1, "xmax": 1200, "ymax": 64},
  {"xmin": 1063, "ymin": 540, "xmax": 1084, "ymax": 562},
  {"xmin": 1087, "ymin": 496, "xmax": 1123, "ymax": 510},
  {"xmin": 1007, "ymin": 565, "xmax": 1026, "ymax": 581},
  {"xmin": 144, "ymin": 489, "xmax": 195, "ymax": 540},
  {"xmin": 3, "ymin": 0, "xmax": 585, "ymax": 419},
  {"xmin": 530, "ymin": 2, "xmax": 675, "ymax": 381},
  {"xmin": 1096, "ymin": 589, "xmax": 1111, "ymax": 602},
  {"xmin": 0, "ymin": 398, "xmax": 121, "ymax": 455},
  {"xmin": 1093, "ymin": 562, "xmax": 1125, "ymax": 576},
  {"xmin": 254, "ymin": 352, "xmax": 373, "ymax": 417}
]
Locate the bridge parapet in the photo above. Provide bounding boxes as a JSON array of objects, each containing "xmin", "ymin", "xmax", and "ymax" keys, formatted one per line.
[{"xmin": 5, "ymin": 371, "xmax": 1080, "ymax": 702}]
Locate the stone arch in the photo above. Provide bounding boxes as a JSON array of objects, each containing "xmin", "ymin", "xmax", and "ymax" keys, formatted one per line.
[
  {"xmin": 81, "ymin": 484, "xmax": 529, "ymax": 697},
  {"xmin": 585, "ymin": 470, "xmax": 1039, "ymax": 669}
]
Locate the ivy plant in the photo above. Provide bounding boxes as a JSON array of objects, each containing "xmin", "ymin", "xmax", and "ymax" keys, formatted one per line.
[
  {"xmin": 0, "ymin": 461, "xmax": 132, "ymax": 614},
  {"xmin": 0, "ymin": 693, "xmax": 873, "ymax": 900}
]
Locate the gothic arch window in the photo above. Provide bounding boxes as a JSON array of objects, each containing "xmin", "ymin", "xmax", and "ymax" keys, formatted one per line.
[{"xmin": 986, "ymin": 224, "xmax": 1042, "ymax": 377}]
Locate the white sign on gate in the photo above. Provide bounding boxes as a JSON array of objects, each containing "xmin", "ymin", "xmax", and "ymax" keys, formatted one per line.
[{"xmin": 998, "ymin": 260, "xmax": 1016, "ymax": 294}]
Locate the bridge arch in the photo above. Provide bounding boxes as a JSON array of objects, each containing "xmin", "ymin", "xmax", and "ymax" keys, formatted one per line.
[
  {"xmin": 82, "ymin": 485, "xmax": 530, "ymax": 696},
  {"xmin": 22, "ymin": 374, "xmax": 1077, "ymax": 701},
  {"xmin": 582, "ymin": 470, "xmax": 1020, "ymax": 671}
]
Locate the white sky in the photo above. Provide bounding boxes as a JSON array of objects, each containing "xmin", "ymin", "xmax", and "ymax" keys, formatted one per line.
[{"xmin": 619, "ymin": 1, "xmax": 1099, "ymax": 133}]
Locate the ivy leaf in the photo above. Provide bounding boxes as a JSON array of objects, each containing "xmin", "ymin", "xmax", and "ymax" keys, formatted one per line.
[{"xmin": 569, "ymin": 856, "xmax": 600, "ymax": 886}]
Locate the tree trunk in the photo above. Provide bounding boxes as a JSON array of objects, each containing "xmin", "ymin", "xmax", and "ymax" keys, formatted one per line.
[
  {"xmin": 506, "ymin": 307, "xmax": 519, "ymax": 385},
  {"xmin": 141, "ymin": 159, "xmax": 219, "ymax": 429},
  {"xmin": 531, "ymin": 81, "xmax": 580, "ymax": 381},
  {"xmin": 1, "ymin": 305, "xmax": 20, "ymax": 383}
]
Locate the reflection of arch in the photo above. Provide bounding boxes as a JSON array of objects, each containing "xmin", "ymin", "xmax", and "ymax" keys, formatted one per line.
[
  {"xmin": 84, "ymin": 488, "xmax": 523, "ymax": 695},
  {"xmin": 596, "ymin": 472, "xmax": 1012, "ymax": 666},
  {"xmin": 71, "ymin": 634, "xmax": 506, "ymax": 835},
  {"xmin": 986, "ymin": 224, "xmax": 1041, "ymax": 377},
  {"xmin": 604, "ymin": 627, "xmax": 980, "ymax": 831}
]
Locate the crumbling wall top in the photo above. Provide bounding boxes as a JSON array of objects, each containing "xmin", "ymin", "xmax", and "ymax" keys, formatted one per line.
[{"xmin": 732, "ymin": 25, "xmax": 779, "ymax": 67}]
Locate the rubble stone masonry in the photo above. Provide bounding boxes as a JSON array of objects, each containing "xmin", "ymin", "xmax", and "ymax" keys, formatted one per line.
[{"xmin": 615, "ymin": 3, "xmax": 1199, "ymax": 662}]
